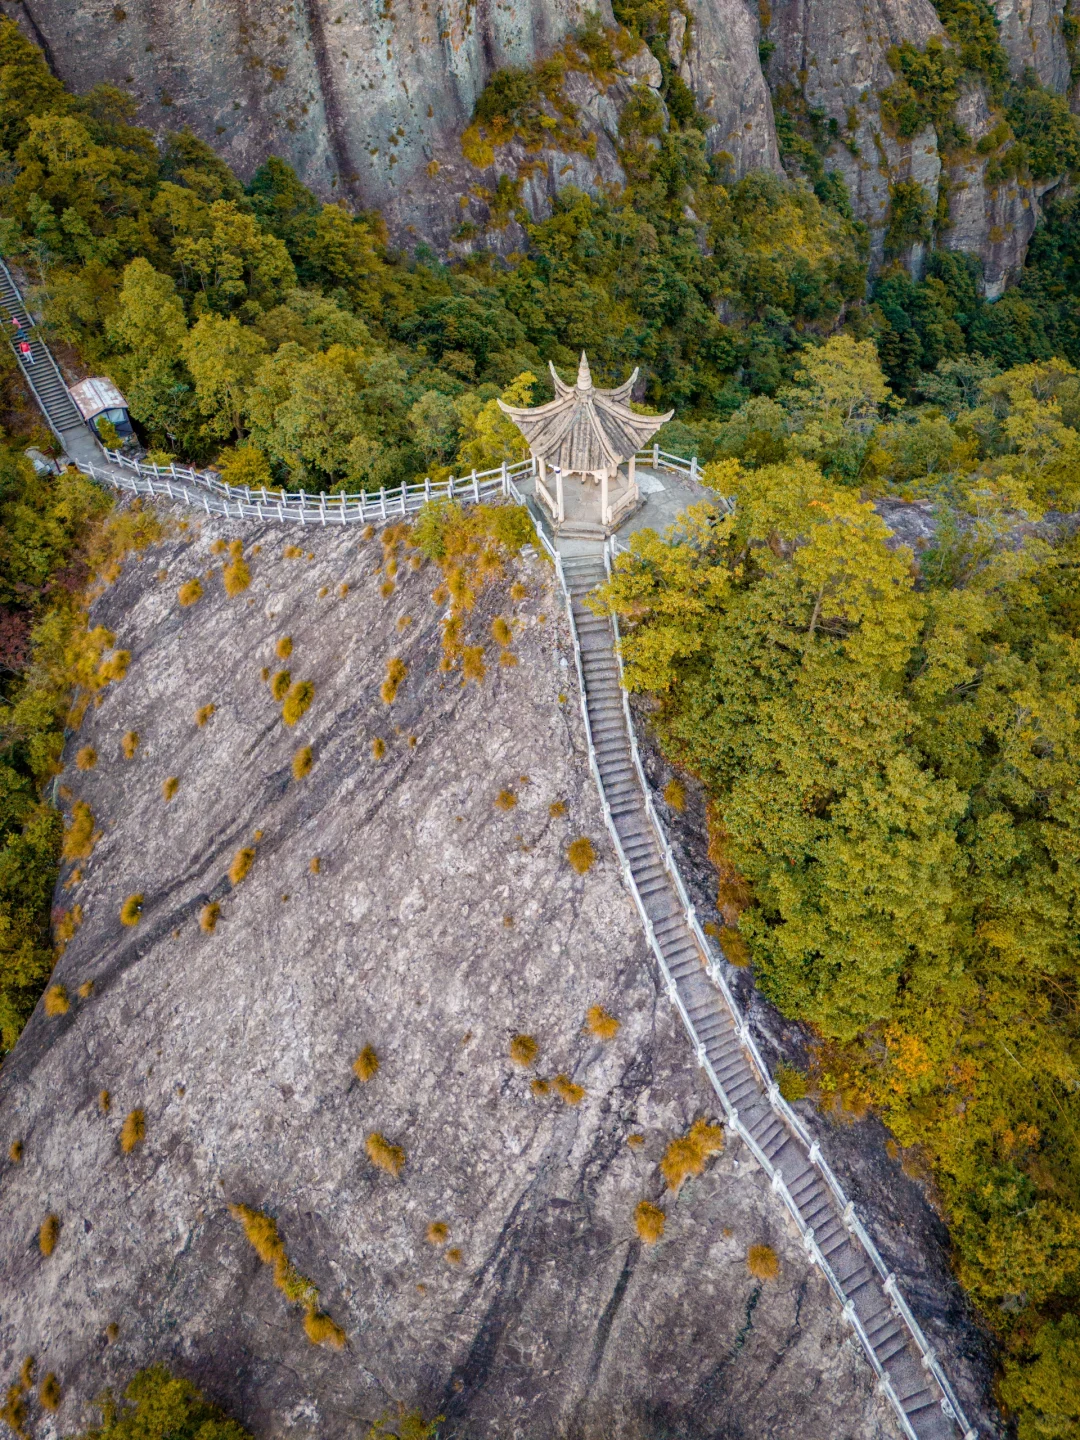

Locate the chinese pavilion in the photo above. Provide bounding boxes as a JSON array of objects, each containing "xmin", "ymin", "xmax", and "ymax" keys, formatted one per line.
[{"xmin": 498, "ymin": 354, "xmax": 672, "ymax": 533}]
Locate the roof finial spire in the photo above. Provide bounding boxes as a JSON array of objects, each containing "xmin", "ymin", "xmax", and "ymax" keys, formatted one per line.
[{"xmin": 576, "ymin": 351, "xmax": 592, "ymax": 391}]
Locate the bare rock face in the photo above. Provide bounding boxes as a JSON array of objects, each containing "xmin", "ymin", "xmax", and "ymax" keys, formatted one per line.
[
  {"xmin": 7, "ymin": 0, "xmax": 618, "ymax": 242},
  {"xmin": 669, "ymin": 2, "xmax": 781, "ymax": 173},
  {"xmin": 765, "ymin": 0, "xmax": 947, "ymax": 267},
  {"xmin": 940, "ymin": 84, "xmax": 1057, "ymax": 298},
  {"xmin": 763, "ymin": 0, "xmax": 1070, "ymax": 289},
  {"xmin": 993, "ymin": 0, "xmax": 1071, "ymax": 89},
  {"xmin": 0, "ymin": 508, "xmax": 908, "ymax": 1440},
  {"xmin": 6, "ymin": 0, "xmax": 1074, "ymax": 280}
]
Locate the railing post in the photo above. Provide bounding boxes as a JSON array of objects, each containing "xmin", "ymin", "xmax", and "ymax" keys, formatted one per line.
[{"xmin": 653, "ymin": 442, "xmax": 659, "ymax": 466}]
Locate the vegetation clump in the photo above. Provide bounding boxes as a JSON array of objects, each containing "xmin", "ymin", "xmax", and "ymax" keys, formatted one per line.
[
  {"xmin": 553, "ymin": 1074, "xmax": 586, "ymax": 1105},
  {"xmin": 775, "ymin": 1063, "xmax": 809, "ymax": 1103},
  {"xmin": 635, "ymin": 1200, "xmax": 665, "ymax": 1244},
  {"xmin": 75, "ymin": 746, "xmax": 97, "ymax": 771},
  {"xmin": 663, "ymin": 778, "xmax": 686, "ymax": 811},
  {"xmin": 494, "ymin": 789, "xmax": 517, "ymax": 811},
  {"xmin": 39, "ymin": 1373, "xmax": 61, "ymax": 1412},
  {"xmin": 276, "ymin": 636, "xmax": 293, "ymax": 659},
  {"xmin": 75, "ymin": 1367, "xmax": 254, "ymax": 1440},
  {"xmin": 195, "ymin": 704, "xmax": 216, "ymax": 727},
  {"xmin": 567, "ymin": 837, "xmax": 596, "ymax": 874},
  {"xmin": 119, "ymin": 894, "xmax": 144, "ymax": 927},
  {"xmin": 270, "ymin": 669, "xmax": 291, "ymax": 700},
  {"xmin": 292, "ymin": 746, "xmax": 313, "ymax": 780},
  {"xmin": 380, "ymin": 657, "xmax": 407, "ymax": 704},
  {"xmin": 121, "ymin": 731, "xmax": 139, "ymax": 758},
  {"xmin": 120, "ymin": 1109, "xmax": 145, "ymax": 1153},
  {"xmin": 426, "ymin": 1221, "xmax": 449, "ymax": 1245},
  {"xmin": 282, "ymin": 680, "xmax": 314, "ymax": 726},
  {"xmin": 178, "ymin": 579, "xmax": 203, "ymax": 607},
  {"xmin": 229, "ymin": 1203, "xmax": 342, "ymax": 1344},
  {"xmin": 228, "ymin": 847, "xmax": 255, "ymax": 885},
  {"xmin": 38, "ymin": 1214, "xmax": 60, "ymax": 1256},
  {"xmin": 302, "ymin": 1310, "xmax": 346, "ymax": 1349},
  {"xmin": 222, "ymin": 557, "xmax": 251, "ymax": 596},
  {"xmin": 200, "ymin": 902, "xmax": 221, "ymax": 933},
  {"xmin": 162, "ymin": 777, "xmax": 179, "ymax": 802},
  {"xmin": 43, "ymin": 984, "xmax": 69, "ymax": 1016},
  {"xmin": 586, "ymin": 1005, "xmax": 620, "ymax": 1040},
  {"xmin": 509, "ymin": 1033, "xmax": 538, "ymax": 1066},
  {"xmin": 747, "ymin": 1244, "xmax": 779, "ymax": 1280},
  {"xmin": 366, "ymin": 1132, "xmax": 405, "ymax": 1177},
  {"xmin": 353, "ymin": 1045, "xmax": 379, "ymax": 1081},
  {"xmin": 660, "ymin": 1119, "xmax": 724, "ymax": 1190}
]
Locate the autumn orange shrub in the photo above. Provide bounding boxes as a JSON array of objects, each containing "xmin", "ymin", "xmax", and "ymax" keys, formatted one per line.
[
  {"xmin": 509, "ymin": 1034, "xmax": 538, "ymax": 1066},
  {"xmin": 366, "ymin": 1132, "xmax": 405, "ymax": 1177},
  {"xmin": 43, "ymin": 985, "xmax": 69, "ymax": 1017},
  {"xmin": 747, "ymin": 1244, "xmax": 779, "ymax": 1280},
  {"xmin": 660, "ymin": 1118, "xmax": 724, "ymax": 1190},
  {"xmin": 635, "ymin": 1200, "xmax": 665, "ymax": 1244},
  {"xmin": 353, "ymin": 1045, "xmax": 379, "ymax": 1081},
  {"xmin": 120, "ymin": 1109, "xmax": 146, "ymax": 1153},
  {"xmin": 586, "ymin": 1005, "xmax": 619, "ymax": 1040}
]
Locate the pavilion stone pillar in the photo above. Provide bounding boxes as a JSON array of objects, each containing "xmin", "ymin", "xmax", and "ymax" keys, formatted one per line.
[
  {"xmin": 628, "ymin": 453, "xmax": 636, "ymax": 498},
  {"xmin": 555, "ymin": 466, "xmax": 565, "ymax": 523},
  {"xmin": 600, "ymin": 467, "xmax": 609, "ymax": 526}
]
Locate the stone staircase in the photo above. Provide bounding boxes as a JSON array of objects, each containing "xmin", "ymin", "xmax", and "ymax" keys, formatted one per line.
[
  {"xmin": 561, "ymin": 549, "xmax": 957, "ymax": 1440},
  {"xmin": 0, "ymin": 259, "xmax": 85, "ymax": 439}
]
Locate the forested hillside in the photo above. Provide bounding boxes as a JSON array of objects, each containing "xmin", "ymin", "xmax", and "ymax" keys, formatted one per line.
[{"xmin": 1, "ymin": 10, "xmax": 1079, "ymax": 1435}]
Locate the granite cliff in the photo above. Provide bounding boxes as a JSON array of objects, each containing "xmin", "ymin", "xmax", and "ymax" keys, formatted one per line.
[
  {"xmin": 7, "ymin": 0, "xmax": 1074, "ymax": 286},
  {"xmin": 0, "ymin": 505, "xmax": 996, "ymax": 1438}
]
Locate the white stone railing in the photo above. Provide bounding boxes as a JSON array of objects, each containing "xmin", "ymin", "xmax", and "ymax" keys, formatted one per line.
[{"xmin": 78, "ymin": 450, "xmax": 537, "ymax": 522}]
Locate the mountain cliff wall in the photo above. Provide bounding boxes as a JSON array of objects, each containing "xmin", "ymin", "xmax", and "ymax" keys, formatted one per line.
[{"xmin": 1, "ymin": 0, "xmax": 1075, "ymax": 292}]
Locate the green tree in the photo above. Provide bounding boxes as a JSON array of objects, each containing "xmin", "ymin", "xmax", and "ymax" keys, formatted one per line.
[
  {"xmin": 244, "ymin": 342, "xmax": 366, "ymax": 485},
  {"xmin": 454, "ymin": 371, "xmax": 536, "ymax": 471},
  {"xmin": 181, "ymin": 312, "xmax": 266, "ymax": 439},
  {"xmin": 409, "ymin": 390, "xmax": 461, "ymax": 468},
  {"xmin": 76, "ymin": 1366, "xmax": 251, "ymax": 1440},
  {"xmin": 1000, "ymin": 1316, "xmax": 1080, "ymax": 1440},
  {"xmin": 154, "ymin": 185, "xmax": 295, "ymax": 312}
]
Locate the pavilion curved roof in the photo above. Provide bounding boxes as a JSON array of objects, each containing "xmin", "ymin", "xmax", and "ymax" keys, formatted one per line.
[{"xmin": 497, "ymin": 354, "xmax": 673, "ymax": 473}]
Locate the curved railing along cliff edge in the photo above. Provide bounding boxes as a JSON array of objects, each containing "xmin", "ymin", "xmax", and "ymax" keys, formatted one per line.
[{"xmin": 1, "ymin": 263, "xmax": 976, "ymax": 1440}]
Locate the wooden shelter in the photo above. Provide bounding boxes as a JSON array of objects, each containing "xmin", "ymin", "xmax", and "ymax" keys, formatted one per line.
[{"xmin": 498, "ymin": 354, "xmax": 672, "ymax": 531}]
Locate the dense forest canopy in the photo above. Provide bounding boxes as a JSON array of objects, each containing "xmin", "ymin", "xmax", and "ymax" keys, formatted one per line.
[{"xmin": 0, "ymin": 8, "xmax": 1079, "ymax": 1436}]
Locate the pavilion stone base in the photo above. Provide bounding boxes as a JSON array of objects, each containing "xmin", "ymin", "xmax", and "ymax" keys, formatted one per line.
[{"xmin": 533, "ymin": 473, "xmax": 643, "ymax": 539}]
